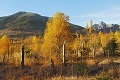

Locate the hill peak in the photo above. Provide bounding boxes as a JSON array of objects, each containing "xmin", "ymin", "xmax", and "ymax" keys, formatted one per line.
[
  {"xmin": 0, "ymin": 11, "xmax": 84, "ymax": 38},
  {"xmin": 13, "ymin": 11, "xmax": 41, "ymax": 16}
]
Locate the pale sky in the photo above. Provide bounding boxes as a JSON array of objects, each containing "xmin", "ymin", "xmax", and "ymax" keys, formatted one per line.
[{"xmin": 0, "ymin": 0, "xmax": 120, "ymax": 27}]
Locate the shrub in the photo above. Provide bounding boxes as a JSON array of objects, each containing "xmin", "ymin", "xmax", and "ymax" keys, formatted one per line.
[
  {"xmin": 74, "ymin": 62, "xmax": 88, "ymax": 76},
  {"xmin": 95, "ymin": 71, "xmax": 112, "ymax": 80}
]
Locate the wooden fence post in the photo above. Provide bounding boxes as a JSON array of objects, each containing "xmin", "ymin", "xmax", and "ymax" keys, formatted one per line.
[
  {"xmin": 21, "ymin": 46, "xmax": 24, "ymax": 70},
  {"xmin": 93, "ymin": 46, "xmax": 96, "ymax": 58},
  {"xmin": 63, "ymin": 40, "xmax": 66, "ymax": 66},
  {"xmin": 50, "ymin": 59, "xmax": 54, "ymax": 76}
]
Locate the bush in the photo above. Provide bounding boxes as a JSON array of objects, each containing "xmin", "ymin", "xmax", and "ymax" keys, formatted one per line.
[
  {"xmin": 74, "ymin": 62, "xmax": 88, "ymax": 76},
  {"xmin": 95, "ymin": 71, "xmax": 112, "ymax": 80}
]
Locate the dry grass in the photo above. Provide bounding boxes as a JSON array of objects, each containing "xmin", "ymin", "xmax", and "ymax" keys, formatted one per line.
[
  {"xmin": 113, "ymin": 57, "xmax": 120, "ymax": 63},
  {"xmin": 19, "ymin": 75, "xmax": 35, "ymax": 80},
  {"xmin": 48, "ymin": 76, "xmax": 95, "ymax": 80},
  {"xmin": 98, "ymin": 58, "xmax": 111, "ymax": 66},
  {"xmin": 85, "ymin": 59, "xmax": 96, "ymax": 67},
  {"xmin": 4, "ymin": 76, "xmax": 96, "ymax": 80},
  {"xmin": 0, "ymin": 56, "xmax": 120, "ymax": 80}
]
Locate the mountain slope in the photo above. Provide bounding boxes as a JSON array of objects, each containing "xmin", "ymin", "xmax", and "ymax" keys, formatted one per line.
[
  {"xmin": 0, "ymin": 11, "xmax": 48, "ymax": 31},
  {"xmin": 0, "ymin": 11, "xmax": 84, "ymax": 37}
]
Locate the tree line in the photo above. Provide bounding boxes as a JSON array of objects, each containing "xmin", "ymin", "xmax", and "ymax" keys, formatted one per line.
[{"xmin": 0, "ymin": 12, "xmax": 120, "ymax": 65}]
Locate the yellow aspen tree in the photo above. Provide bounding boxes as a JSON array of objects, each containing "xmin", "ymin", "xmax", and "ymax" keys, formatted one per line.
[
  {"xmin": 73, "ymin": 34, "xmax": 86, "ymax": 58},
  {"xmin": 114, "ymin": 31, "xmax": 120, "ymax": 54},
  {"xmin": 100, "ymin": 33, "xmax": 110, "ymax": 48},
  {"xmin": 73, "ymin": 32, "xmax": 80, "ymax": 50},
  {"xmin": 86, "ymin": 23, "xmax": 89, "ymax": 32},
  {"xmin": 98, "ymin": 31, "xmax": 102, "ymax": 36},
  {"xmin": 88, "ymin": 33, "xmax": 94, "ymax": 47},
  {"xmin": 95, "ymin": 33, "xmax": 101, "ymax": 47},
  {"xmin": 114, "ymin": 31, "xmax": 120, "ymax": 43},
  {"xmin": 72, "ymin": 37, "xmax": 80, "ymax": 51},
  {"xmin": 31, "ymin": 36, "xmax": 40, "ymax": 53},
  {"xmin": 75, "ymin": 32, "xmax": 79, "ymax": 38},
  {"xmin": 0, "ymin": 40, "xmax": 3, "ymax": 56},
  {"xmin": 100, "ymin": 34, "xmax": 106, "ymax": 47},
  {"xmin": 80, "ymin": 34, "xmax": 85, "ymax": 44},
  {"xmin": 99, "ymin": 33, "xmax": 108, "ymax": 56},
  {"xmin": 97, "ymin": 31, "xmax": 102, "ymax": 48},
  {"xmin": 109, "ymin": 29, "xmax": 114, "ymax": 39},
  {"xmin": 84, "ymin": 33, "xmax": 90, "ymax": 48},
  {"xmin": 42, "ymin": 12, "xmax": 72, "ymax": 61},
  {"xmin": 91, "ymin": 34, "xmax": 97, "ymax": 57},
  {"xmin": 91, "ymin": 34, "xmax": 96, "ymax": 45},
  {"xmin": 32, "ymin": 36, "xmax": 38, "ymax": 43},
  {"xmin": 0, "ymin": 35, "xmax": 10, "ymax": 57},
  {"xmin": 89, "ymin": 20, "xmax": 93, "ymax": 33}
]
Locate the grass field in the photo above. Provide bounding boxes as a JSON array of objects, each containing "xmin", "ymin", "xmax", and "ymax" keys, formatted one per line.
[{"xmin": 0, "ymin": 57, "xmax": 119, "ymax": 80}]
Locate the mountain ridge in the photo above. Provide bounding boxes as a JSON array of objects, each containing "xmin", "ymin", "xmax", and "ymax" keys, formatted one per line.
[
  {"xmin": 93, "ymin": 21, "xmax": 119, "ymax": 32},
  {"xmin": 0, "ymin": 11, "xmax": 119, "ymax": 38},
  {"xmin": 0, "ymin": 11, "xmax": 84, "ymax": 38}
]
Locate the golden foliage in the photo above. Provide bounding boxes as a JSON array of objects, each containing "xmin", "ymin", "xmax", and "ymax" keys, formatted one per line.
[
  {"xmin": 99, "ymin": 32, "xmax": 110, "ymax": 48},
  {"xmin": 72, "ymin": 37, "xmax": 80, "ymax": 50},
  {"xmin": 114, "ymin": 30, "xmax": 120, "ymax": 43},
  {"xmin": 31, "ymin": 36, "xmax": 40, "ymax": 53},
  {"xmin": 89, "ymin": 20, "xmax": 93, "ymax": 33},
  {"xmin": 86, "ymin": 23, "xmax": 89, "ymax": 31},
  {"xmin": 75, "ymin": 32, "xmax": 79, "ymax": 38},
  {"xmin": 86, "ymin": 59, "xmax": 96, "ymax": 66},
  {"xmin": 42, "ymin": 12, "xmax": 72, "ymax": 60},
  {"xmin": 0, "ymin": 35, "xmax": 10, "ymax": 56}
]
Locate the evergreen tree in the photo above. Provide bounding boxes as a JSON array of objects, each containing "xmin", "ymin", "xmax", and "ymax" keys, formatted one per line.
[{"xmin": 105, "ymin": 38, "xmax": 119, "ymax": 57}]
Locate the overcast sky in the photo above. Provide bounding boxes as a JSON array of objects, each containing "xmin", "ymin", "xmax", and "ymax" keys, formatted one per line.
[{"xmin": 0, "ymin": 0, "xmax": 120, "ymax": 27}]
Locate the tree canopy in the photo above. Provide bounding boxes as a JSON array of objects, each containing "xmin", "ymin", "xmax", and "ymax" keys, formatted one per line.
[{"xmin": 42, "ymin": 12, "xmax": 72, "ymax": 61}]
